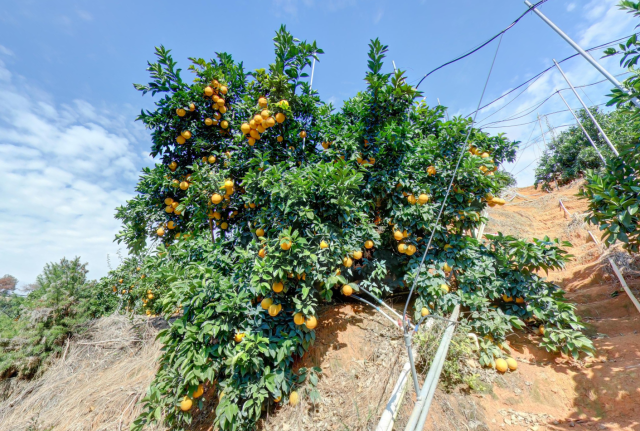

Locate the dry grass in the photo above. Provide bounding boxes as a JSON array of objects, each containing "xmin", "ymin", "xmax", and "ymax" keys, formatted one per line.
[{"xmin": 0, "ymin": 314, "xmax": 165, "ymax": 431}]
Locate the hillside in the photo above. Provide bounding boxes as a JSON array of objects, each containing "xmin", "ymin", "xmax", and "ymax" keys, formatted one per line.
[{"xmin": 1, "ymin": 182, "xmax": 639, "ymax": 430}]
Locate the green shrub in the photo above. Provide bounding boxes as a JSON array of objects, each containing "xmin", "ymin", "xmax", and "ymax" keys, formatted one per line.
[{"xmin": 0, "ymin": 257, "xmax": 117, "ymax": 380}]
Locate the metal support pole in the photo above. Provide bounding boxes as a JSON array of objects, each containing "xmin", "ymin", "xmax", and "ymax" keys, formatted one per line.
[
  {"xmin": 556, "ymin": 91, "xmax": 607, "ymax": 165},
  {"xmin": 553, "ymin": 60, "xmax": 620, "ymax": 157},
  {"xmin": 525, "ymin": 0, "xmax": 640, "ymax": 109},
  {"xmin": 404, "ymin": 332, "xmax": 421, "ymax": 398}
]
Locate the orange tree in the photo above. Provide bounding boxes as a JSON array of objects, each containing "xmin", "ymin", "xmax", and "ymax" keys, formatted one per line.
[{"xmin": 101, "ymin": 28, "xmax": 594, "ymax": 431}]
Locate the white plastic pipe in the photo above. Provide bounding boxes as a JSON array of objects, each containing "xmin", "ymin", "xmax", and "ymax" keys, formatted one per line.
[{"xmin": 376, "ymin": 362, "xmax": 411, "ymax": 431}]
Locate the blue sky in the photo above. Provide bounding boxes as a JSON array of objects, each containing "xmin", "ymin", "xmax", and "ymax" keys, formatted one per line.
[{"xmin": 0, "ymin": 0, "xmax": 636, "ymax": 284}]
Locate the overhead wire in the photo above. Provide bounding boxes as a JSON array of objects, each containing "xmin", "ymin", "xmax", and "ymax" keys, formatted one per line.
[
  {"xmin": 403, "ymin": 34, "xmax": 506, "ymax": 336},
  {"xmin": 414, "ymin": 0, "xmax": 551, "ymax": 89},
  {"xmin": 467, "ymin": 34, "xmax": 637, "ymax": 117},
  {"xmin": 478, "ymin": 72, "xmax": 630, "ymax": 127}
]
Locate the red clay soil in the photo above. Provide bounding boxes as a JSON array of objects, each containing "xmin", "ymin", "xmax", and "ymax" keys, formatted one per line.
[{"xmin": 454, "ymin": 183, "xmax": 640, "ymax": 431}]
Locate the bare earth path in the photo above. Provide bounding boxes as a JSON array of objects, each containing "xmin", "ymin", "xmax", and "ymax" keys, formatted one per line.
[{"xmin": 445, "ymin": 183, "xmax": 640, "ymax": 431}]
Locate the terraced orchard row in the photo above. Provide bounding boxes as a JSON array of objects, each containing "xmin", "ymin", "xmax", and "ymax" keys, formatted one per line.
[{"xmin": 100, "ymin": 27, "xmax": 594, "ymax": 431}]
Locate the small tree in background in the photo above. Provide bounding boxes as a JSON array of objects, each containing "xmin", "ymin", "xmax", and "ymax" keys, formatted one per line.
[
  {"xmin": 535, "ymin": 108, "xmax": 635, "ymax": 191},
  {"xmin": 0, "ymin": 275, "xmax": 18, "ymax": 296}
]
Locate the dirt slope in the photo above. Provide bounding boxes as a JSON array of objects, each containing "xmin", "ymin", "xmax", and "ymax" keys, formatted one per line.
[
  {"xmin": 456, "ymin": 183, "xmax": 640, "ymax": 431},
  {"xmin": 1, "ymin": 183, "xmax": 638, "ymax": 431}
]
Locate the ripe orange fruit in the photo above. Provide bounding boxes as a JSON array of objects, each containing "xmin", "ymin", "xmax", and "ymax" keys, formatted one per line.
[
  {"xmin": 305, "ymin": 316, "xmax": 317, "ymax": 330},
  {"xmin": 443, "ymin": 262, "xmax": 452, "ymax": 272},
  {"xmin": 427, "ymin": 166, "xmax": 436, "ymax": 176},
  {"xmin": 293, "ymin": 313, "xmax": 305, "ymax": 325},
  {"xmin": 265, "ymin": 117, "xmax": 276, "ymax": 127},
  {"xmin": 249, "ymin": 203, "xmax": 256, "ymax": 208},
  {"xmin": 261, "ymin": 298, "xmax": 273, "ymax": 310},
  {"xmin": 179, "ymin": 181, "xmax": 189, "ymax": 190},
  {"xmin": 240, "ymin": 123, "xmax": 251, "ymax": 134},
  {"xmin": 353, "ymin": 250, "xmax": 363, "ymax": 260},
  {"xmin": 321, "ymin": 141, "xmax": 330, "ymax": 149},
  {"xmin": 221, "ymin": 120, "xmax": 229, "ymax": 129},
  {"xmin": 254, "ymin": 114, "xmax": 263, "ymax": 124},
  {"xmin": 220, "ymin": 85, "xmax": 228, "ymax": 94},
  {"xmin": 176, "ymin": 108, "xmax": 186, "ymax": 117},
  {"xmin": 421, "ymin": 307, "xmax": 430, "ymax": 317},
  {"xmin": 203, "ymin": 118, "xmax": 213, "ymax": 126},
  {"xmin": 164, "ymin": 197, "xmax": 174, "ymax": 205},
  {"xmin": 506, "ymin": 357, "xmax": 517, "ymax": 371},
  {"xmin": 516, "ymin": 297, "xmax": 525, "ymax": 304},
  {"xmin": 257, "ymin": 124, "xmax": 266, "ymax": 133},
  {"xmin": 180, "ymin": 396, "xmax": 193, "ymax": 411},
  {"xmin": 275, "ymin": 112, "xmax": 285, "ymax": 123},
  {"xmin": 258, "ymin": 97, "xmax": 268, "ymax": 107},
  {"xmin": 274, "ymin": 396, "xmax": 281, "ymax": 403},
  {"xmin": 167, "ymin": 221, "xmax": 176, "ymax": 230},
  {"xmin": 169, "ymin": 161, "xmax": 177, "ymax": 171},
  {"xmin": 538, "ymin": 325, "xmax": 545, "ymax": 335},
  {"xmin": 502, "ymin": 294, "xmax": 513, "ymax": 302},
  {"xmin": 256, "ymin": 228, "xmax": 265, "ymax": 237},
  {"xmin": 212, "ymin": 94, "xmax": 220, "ymax": 103},
  {"xmin": 364, "ymin": 240, "xmax": 374, "ymax": 249},
  {"xmin": 272, "ymin": 281, "xmax": 284, "ymax": 293},
  {"xmin": 299, "ymin": 130, "xmax": 307, "ymax": 138},
  {"xmin": 220, "ymin": 222, "xmax": 228, "ymax": 230},
  {"xmin": 407, "ymin": 194, "xmax": 417, "ymax": 204},
  {"xmin": 189, "ymin": 103, "xmax": 195, "ymax": 111},
  {"xmin": 157, "ymin": 227, "xmax": 165, "ymax": 237},
  {"xmin": 279, "ymin": 99, "xmax": 289, "ymax": 107},
  {"xmin": 181, "ymin": 130, "xmax": 192, "ymax": 139},
  {"xmin": 208, "ymin": 155, "xmax": 216, "ymax": 163},
  {"xmin": 261, "ymin": 109, "xmax": 270, "ymax": 119},
  {"xmin": 277, "ymin": 135, "xmax": 284, "ymax": 142},
  {"xmin": 250, "ymin": 130, "xmax": 260, "ymax": 140},
  {"xmin": 440, "ymin": 284, "xmax": 449, "ymax": 293},
  {"xmin": 406, "ymin": 244, "xmax": 417, "ymax": 255},
  {"xmin": 281, "ymin": 240, "xmax": 292, "ymax": 251},
  {"xmin": 176, "ymin": 136, "xmax": 186, "ymax": 145},
  {"xmin": 320, "ymin": 240, "xmax": 329, "ymax": 249},
  {"xmin": 393, "ymin": 230, "xmax": 404, "ymax": 241},
  {"xmin": 418, "ymin": 194, "xmax": 429, "ymax": 205},
  {"xmin": 204, "ymin": 86, "xmax": 214, "ymax": 96},
  {"xmin": 211, "ymin": 194, "xmax": 223, "ymax": 204},
  {"xmin": 343, "ymin": 257, "xmax": 353, "ymax": 268},
  {"xmin": 193, "ymin": 384, "xmax": 204, "ymax": 399},
  {"xmin": 268, "ymin": 304, "xmax": 279, "ymax": 317},
  {"xmin": 398, "ymin": 244, "xmax": 408, "ymax": 254},
  {"xmin": 147, "ymin": 293, "xmax": 154, "ymax": 299},
  {"xmin": 289, "ymin": 391, "xmax": 300, "ymax": 406},
  {"xmin": 481, "ymin": 152, "xmax": 490, "ymax": 158},
  {"xmin": 219, "ymin": 105, "xmax": 227, "ymax": 114},
  {"xmin": 342, "ymin": 285, "xmax": 353, "ymax": 296},
  {"xmin": 495, "ymin": 358, "xmax": 508, "ymax": 373},
  {"xmin": 217, "ymin": 98, "xmax": 225, "ymax": 106},
  {"xmin": 248, "ymin": 138, "xmax": 256, "ymax": 146},
  {"xmin": 234, "ymin": 332, "xmax": 245, "ymax": 343}
]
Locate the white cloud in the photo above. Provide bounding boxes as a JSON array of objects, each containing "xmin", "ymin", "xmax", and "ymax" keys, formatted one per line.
[
  {"xmin": 471, "ymin": 1, "xmax": 635, "ymax": 187},
  {"xmin": 0, "ymin": 60, "xmax": 149, "ymax": 286},
  {"xmin": 567, "ymin": 2, "xmax": 577, "ymax": 12},
  {"xmin": 76, "ymin": 10, "xmax": 93, "ymax": 21},
  {"xmin": 0, "ymin": 45, "xmax": 14, "ymax": 56},
  {"xmin": 373, "ymin": 7, "xmax": 384, "ymax": 24}
]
